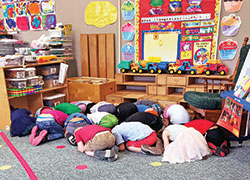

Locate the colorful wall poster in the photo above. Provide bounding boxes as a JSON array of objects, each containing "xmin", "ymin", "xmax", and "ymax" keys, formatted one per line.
[
  {"xmin": 27, "ymin": 1, "xmax": 41, "ymax": 16},
  {"xmin": 85, "ymin": 1, "xmax": 117, "ymax": 28},
  {"xmin": 224, "ymin": 0, "xmax": 243, "ymax": 13},
  {"xmin": 221, "ymin": 14, "xmax": 241, "ymax": 37},
  {"xmin": 0, "ymin": 19, "xmax": 5, "ymax": 32},
  {"xmin": 3, "ymin": 3, "xmax": 16, "ymax": 18},
  {"xmin": 42, "ymin": 14, "xmax": 56, "ymax": 29},
  {"xmin": 122, "ymin": 1, "xmax": 135, "ymax": 20},
  {"xmin": 218, "ymin": 39, "xmax": 238, "ymax": 60},
  {"xmin": 15, "ymin": 2, "xmax": 27, "ymax": 16},
  {"xmin": 234, "ymin": 68, "xmax": 250, "ymax": 98},
  {"xmin": 41, "ymin": 0, "xmax": 55, "ymax": 15},
  {"xmin": 193, "ymin": 41, "xmax": 211, "ymax": 65},
  {"xmin": 217, "ymin": 96, "xmax": 243, "ymax": 137},
  {"xmin": 2, "ymin": 0, "xmax": 14, "ymax": 3},
  {"xmin": 30, "ymin": 16, "xmax": 42, "ymax": 30},
  {"xmin": 16, "ymin": 16, "xmax": 30, "ymax": 31},
  {"xmin": 180, "ymin": 42, "xmax": 193, "ymax": 60},
  {"xmin": 4, "ymin": 18, "xmax": 17, "ymax": 31},
  {"xmin": 135, "ymin": 0, "xmax": 221, "ymax": 64}
]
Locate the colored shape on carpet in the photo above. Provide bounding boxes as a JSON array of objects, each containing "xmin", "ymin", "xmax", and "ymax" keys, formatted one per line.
[
  {"xmin": 151, "ymin": 162, "xmax": 162, "ymax": 166},
  {"xmin": 76, "ymin": 165, "xmax": 88, "ymax": 170},
  {"xmin": 56, "ymin": 145, "xmax": 66, "ymax": 149},
  {"xmin": 0, "ymin": 132, "xmax": 38, "ymax": 180},
  {"xmin": 0, "ymin": 165, "xmax": 12, "ymax": 170},
  {"xmin": 0, "ymin": 144, "xmax": 3, "ymax": 148}
]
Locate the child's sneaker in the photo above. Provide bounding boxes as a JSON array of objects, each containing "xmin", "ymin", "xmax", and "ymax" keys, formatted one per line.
[
  {"xmin": 31, "ymin": 130, "xmax": 48, "ymax": 146},
  {"xmin": 94, "ymin": 148, "xmax": 116, "ymax": 161},
  {"xmin": 66, "ymin": 133, "xmax": 77, "ymax": 146},
  {"xmin": 108, "ymin": 146, "xmax": 119, "ymax": 162},
  {"xmin": 29, "ymin": 126, "xmax": 38, "ymax": 144},
  {"xmin": 141, "ymin": 144, "xmax": 163, "ymax": 156}
]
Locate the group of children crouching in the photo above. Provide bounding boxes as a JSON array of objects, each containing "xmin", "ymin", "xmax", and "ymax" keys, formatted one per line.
[{"xmin": 22, "ymin": 100, "xmax": 230, "ymax": 163}]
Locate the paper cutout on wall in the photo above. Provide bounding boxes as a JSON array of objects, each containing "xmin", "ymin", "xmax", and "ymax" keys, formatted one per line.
[
  {"xmin": 150, "ymin": 0, "xmax": 164, "ymax": 15},
  {"xmin": 221, "ymin": 14, "xmax": 241, "ymax": 37},
  {"xmin": 187, "ymin": 0, "xmax": 203, "ymax": 13},
  {"xmin": 27, "ymin": 1, "xmax": 41, "ymax": 16},
  {"xmin": 224, "ymin": 0, "xmax": 243, "ymax": 12},
  {"xmin": 0, "ymin": 19, "xmax": 5, "ymax": 32},
  {"xmin": 42, "ymin": 14, "xmax": 56, "ymax": 29},
  {"xmin": 15, "ymin": 2, "xmax": 27, "ymax": 16},
  {"xmin": 4, "ymin": 18, "xmax": 17, "ymax": 31},
  {"xmin": 122, "ymin": 43, "xmax": 135, "ymax": 60},
  {"xmin": 16, "ymin": 16, "xmax": 30, "ymax": 31},
  {"xmin": 30, "ymin": 16, "xmax": 42, "ymax": 30},
  {"xmin": 181, "ymin": 42, "xmax": 193, "ymax": 60},
  {"xmin": 193, "ymin": 41, "xmax": 211, "ymax": 65},
  {"xmin": 121, "ymin": 22, "xmax": 135, "ymax": 41},
  {"xmin": 85, "ymin": 1, "xmax": 117, "ymax": 28},
  {"xmin": 121, "ymin": 1, "xmax": 135, "ymax": 20},
  {"xmin": 218, "ymin": 39, "xmax": 238, "ymax": 60},
  {"xmin": 168, "ymin": 0, "xmax": 182, "ymax": 14},
  {"xmin": 3, "ymin": 3, "xmax": 16, "ymax": 18},
  {"xmin": 41, "ymin": 0, "xmax": 55, "ymax": 15}
]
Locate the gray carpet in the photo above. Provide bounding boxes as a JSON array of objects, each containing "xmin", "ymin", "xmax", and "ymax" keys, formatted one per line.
[{"xmin": 1, "ymin": 130, "xmax": 250, "ymax": 180}]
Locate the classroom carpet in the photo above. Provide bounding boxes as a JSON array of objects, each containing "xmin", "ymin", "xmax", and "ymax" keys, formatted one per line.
[{"xmin": 1, "ymin": 130, "xmax": 250, "ymax": 180}]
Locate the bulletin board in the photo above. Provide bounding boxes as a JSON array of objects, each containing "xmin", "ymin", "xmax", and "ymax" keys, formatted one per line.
[{"xmin": 135, "ymin": 0, "xmax": 221, "ymax": 65}]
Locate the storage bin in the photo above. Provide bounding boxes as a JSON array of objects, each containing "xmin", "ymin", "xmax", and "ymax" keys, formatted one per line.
[
  {"xmin": 6, "ymin": 78, "xmax": 27, "ymax": 89},
  {"xmin": 43, "ymin": 93, "xmax": 66, "ymax": 107},
  {"xmin": 36, "ymin": 64, "xmax": 59, "ymax": 76},
  {"xmin": 5, "ymin": 68, "xmax": 26, "ymax": 79},
  {"xmin": 43, "ymin": 75, "xmax": 59, "ymax": 89},
  {"xmin": 0, "ymin": 55, "xmax": 24, "ymax": 66},
  {"xmin": 25, "ymin": 68, "xmax": 36, "ymax": 77},
  {"xmin": 27, "ymin": 76, "xmax": 39, "ymax": 87}
]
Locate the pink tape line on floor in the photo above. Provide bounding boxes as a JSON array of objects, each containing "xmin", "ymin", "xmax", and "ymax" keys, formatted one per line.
[{"xmin": 0, "ymin": 132, "xmax": 38, "ymax": 180}]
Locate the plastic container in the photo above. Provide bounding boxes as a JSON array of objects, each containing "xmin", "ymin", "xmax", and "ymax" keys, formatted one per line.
[
  {"xmin": 27, "ymin": 76, "xmax": 39, "ymax": 87},
  {"xmin": 25, "ymin": 68, "xmax": 36, "ymax": 77},
  {"xmin": 6, "ymin": 78, "xmax": 27, "ymax": 89},
  {"xmin": 43, "ymin": 75, "xmax": 59, "ymax": 89},
  {"xmin": 5, "ymin": 68, "xmax": 26, "ymax": 79},
  {"xmin": 43, "ymin": 93, "xmax": 66, "ymax": 107},
  {"xmin": 36, "ymin": 64, "xmax": 59, "ymax": 76}
]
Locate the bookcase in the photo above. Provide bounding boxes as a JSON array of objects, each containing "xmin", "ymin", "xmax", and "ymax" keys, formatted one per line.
[{"xmin": 0, "ymin": 60, "xmax": 68, "ymax": 130}]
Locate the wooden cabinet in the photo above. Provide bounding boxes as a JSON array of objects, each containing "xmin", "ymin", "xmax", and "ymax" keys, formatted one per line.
[
  {"xmin": 105, "ymin": 73, "xmax": 232, "ymax": 110},
  {"xmin": 0, "ymin": 60, "xmax": 68, "ymax": 130}
]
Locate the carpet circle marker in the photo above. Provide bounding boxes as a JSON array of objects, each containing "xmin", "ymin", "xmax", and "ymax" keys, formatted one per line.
[
  {"xmin": 0, "ymin": 165, "xmax": 12, "ymax": 170},
  {"xmin": 0, "ymin": 145, "xmax": 3, "ymax": 148},
  {"xmin": 151, "ymin": 162, "xmax": 162, "ymax": 167},
  {"xmin": 56, "ymin": 145, "xmax": 66, "ymax": 149},
  {"xmin": 76, "ymin": 165, "xmax": 88, "ymax": 170}
]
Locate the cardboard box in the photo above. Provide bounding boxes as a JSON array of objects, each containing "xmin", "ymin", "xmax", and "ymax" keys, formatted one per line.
[{"xmin": 68, "ymin": 77, "xmax": 116, "ymax": 103}]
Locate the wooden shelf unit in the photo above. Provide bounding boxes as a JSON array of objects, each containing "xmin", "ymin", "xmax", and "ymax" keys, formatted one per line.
[
  {"xmin": 0, "ymin": 60, "xmax": 68, "ymax": 130},
  {"xmin": 105, "ymin": 73, "xmax": 232, "ymax": 108}
]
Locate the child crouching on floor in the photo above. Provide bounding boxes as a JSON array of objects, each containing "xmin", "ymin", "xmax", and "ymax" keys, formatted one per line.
[
  {"xmin": 111, "ymin": 121, "xmax": 163, "ymax": 155},
  {"xmin": 161, "ymin": 118, "xmax": 211, "ymax": 163},
  {"xmin": 74, "ymin": 124, "xmax": 118, "ymax": 161}
]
